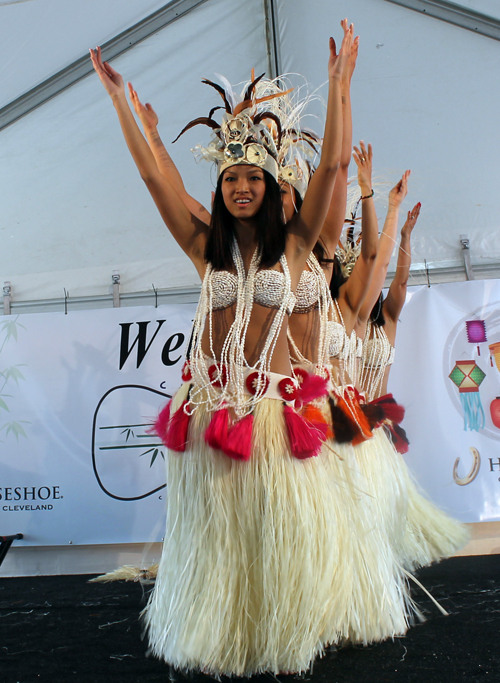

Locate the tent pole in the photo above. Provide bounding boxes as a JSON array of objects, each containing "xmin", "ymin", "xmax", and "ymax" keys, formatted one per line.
[{"xmin": 0, "ymin": 0, "xmax": 211, "ymax": 132}]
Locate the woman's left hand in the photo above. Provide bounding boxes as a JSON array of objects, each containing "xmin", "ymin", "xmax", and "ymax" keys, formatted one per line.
[
  {"xmin": 89, "ymin": 47, "xmax": 125, "ymax": 100},
  {"xmin": 328, "ymin": 19, "xmax": 353, "ymax": 81}
]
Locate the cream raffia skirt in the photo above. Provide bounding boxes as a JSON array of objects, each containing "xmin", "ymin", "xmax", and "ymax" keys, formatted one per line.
[
  {"xmin": 142, "ymin": 384, "xmax": 428, "ymax": 677},
  {"xmin": 353, "ymin": 427, "xmax": 469, "ymax": 572}
]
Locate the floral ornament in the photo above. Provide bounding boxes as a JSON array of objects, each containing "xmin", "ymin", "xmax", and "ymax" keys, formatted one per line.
[
  {"xmin": 292, "ymin": 367, "xmax": 309, "ymax": 388},
  {"xmin": 226, "ymin": 142, "xmax": 245, "ymax": 159},
  {"xmin": 245, "ymin": 371, "xmax": 270, "ymax": 396},
  {"xmin": 278, "ymin": 377, "xmax": 299, "ymax": 401},
  {"xmin": 208, "ymin": 364, "xmax": 228, "ymax": 388},
  {"xmin": 181, "ymin": 361, "xmax": 192, "ymax": 382},
  {"xmin": 224, "ymin": 115, "xmax": 250, "ymax": 142}
]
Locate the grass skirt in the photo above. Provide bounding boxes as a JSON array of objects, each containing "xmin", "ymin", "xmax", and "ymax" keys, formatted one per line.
[
  {"xmin": 353, "ymin": 427, "xmax": 469, "ymax": 572},
  {"xmin": 142, "ymin": 386, "xmax": 425, "ymax": 677}
]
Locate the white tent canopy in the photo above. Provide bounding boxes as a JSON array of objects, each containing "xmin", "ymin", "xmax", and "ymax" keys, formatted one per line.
[{"xmin": 1, "ymin": 0, "xmax": 499, "ymax": 310}]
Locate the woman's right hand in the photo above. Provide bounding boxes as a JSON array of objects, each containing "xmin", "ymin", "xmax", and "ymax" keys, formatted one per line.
[
  {"xmin": 89, "ymin": 46, "xmax": 125, "ymax": 99},
  {"xmin": 352, "ymin": 140, "xmax": 373, "ymax": 196},
  {"xmin": 128, "ymin": 83, "xmax": 159, "ymax": 133},
  {"xmin": 401, "ymin": 202, "xmax": 421, "ymax": 238}
]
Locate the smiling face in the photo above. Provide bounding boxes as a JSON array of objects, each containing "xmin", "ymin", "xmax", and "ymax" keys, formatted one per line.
[{"xmin": 221, "ymin": 165, "xmax": 266, "ymax": 220}]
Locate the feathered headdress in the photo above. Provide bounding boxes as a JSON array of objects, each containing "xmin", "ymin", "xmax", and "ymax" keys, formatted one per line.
[
  {"xmin": 175, "ymin": 71, "xmax": 321, "ymax": 187},
  {"xmin": 173, "ymin": 72, "xmax": 296, "ymax": 181},
  {"xmin": 253, "ymin": 75, "xmax": 322, "ymax": 198}
]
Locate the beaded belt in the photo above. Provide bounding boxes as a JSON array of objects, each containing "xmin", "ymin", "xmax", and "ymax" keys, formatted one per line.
[{"xmin": 181, "ymin": 358, "xmax": 301, "ymax": 403}]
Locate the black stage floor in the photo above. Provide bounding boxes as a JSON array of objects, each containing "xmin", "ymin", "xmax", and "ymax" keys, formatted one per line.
[{"xmin": 1, "ymin": 555, "xmax": 498, "ymax": 683}]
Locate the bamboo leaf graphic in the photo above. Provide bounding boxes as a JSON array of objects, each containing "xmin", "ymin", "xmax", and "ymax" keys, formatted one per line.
[
  {"xmin": 0, "ymin": 397, "xmax": 10, "ymax": 412},
  {"xmin": 3, "ymin": 366, "xmax": 26, "ymax": 385},
  {"xmin": 121, "ymin": 427, "xmax": 135, "ymax": 442},
  {"xmin": 150, "ymin": 449, "xmax": 159, "ymax": 466}
]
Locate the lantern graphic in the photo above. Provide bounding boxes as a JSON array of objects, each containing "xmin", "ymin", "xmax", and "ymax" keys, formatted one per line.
[
  {"xmin": 466, "ymin": 320, "xmax": 487, "ymax": 355},
  {"xmin": 491, "ymin": 398, "xmax": 500, "ymax": 430},
  {"xmin": 489, "ymin": 341, "xmax": 500, "ymax": 371},
  {"xmin": 449, "ymin": 360, "xmax": 486, "ymax": 431}
]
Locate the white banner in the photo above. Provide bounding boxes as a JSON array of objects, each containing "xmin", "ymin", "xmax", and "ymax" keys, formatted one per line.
[
  {"xmin": 390, "ymin": 279, "xmax": 500, "ymax": 523},
  {"xmin": 1, "ymin": 280, "xmax": 499, "ymax": 547},
  {"xmin": 0, "ymin": 305, "xmax": 195, "ymax": 546}
]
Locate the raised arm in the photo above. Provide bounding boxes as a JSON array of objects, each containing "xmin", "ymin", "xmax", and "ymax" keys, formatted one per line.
[
  {"xmin": 384, "ymin": 202, "xmax": 420, "ymax": 322},
  {"xmin": 357, "ymin": 170, "xmax": 410, "ymax": 323},
  {"xmin": 339, "ymin": 141, "xmax": 378, "ymax": 320},
  {"xmin": 286, "ymin": 23, "xmax": 353, "ymax": 260},
  {"xmin": 89, "ymin": 47, "xmax": 209, "ymax": 275},
  {"xmin": 128, "ymin": 83, "xmax": 211, "ymax": 225},
  {"xmin": 320, "ymin": 27, "xmax": 359, "ymax": 257}
]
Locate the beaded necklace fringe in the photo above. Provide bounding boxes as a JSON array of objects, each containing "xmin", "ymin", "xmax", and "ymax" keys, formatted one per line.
[
  {"xmin": 188, "ymin": 239, "xmax": 294, "ymax": 419},
  {"xmin": 360, "ymin": 320, "xmax": 394, "ymax": 402},
  {"xmin": 287, "ymin": 253, "xmax": 331, "ymax": 377}
]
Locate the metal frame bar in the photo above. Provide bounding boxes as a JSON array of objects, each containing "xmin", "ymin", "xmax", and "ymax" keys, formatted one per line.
[
  {"xmin": 0, "ymin": 0, "xmax": 210, "ymax": 131},
  {"xmin": 384, "ymin": 0, "xmax": 500, "ymax": 41},
  {"xmin": 263, "ymin": 0, "xmax": 282, "ymax": 79},
  {"xmin": 460, "ymin": 234, "xmax": 475, "ymax": 281}
]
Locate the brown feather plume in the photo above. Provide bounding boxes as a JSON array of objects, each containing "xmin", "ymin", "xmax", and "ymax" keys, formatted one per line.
[
  {"xmin": 172, "ymin": 116, "xmax": 220, "ymax": 144},
  {"xmin": 201, "ymin": 78, "xmax": 232, "ymax": 113}
]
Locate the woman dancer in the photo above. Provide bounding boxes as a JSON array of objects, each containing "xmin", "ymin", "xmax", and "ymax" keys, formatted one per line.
[
  {"xmin": 354, "ymin": 200, "xmax": 469, "ymax": 570},
  {"xmin": 91, "ymin": 25, "xmax": 354, "ymax": 676}
]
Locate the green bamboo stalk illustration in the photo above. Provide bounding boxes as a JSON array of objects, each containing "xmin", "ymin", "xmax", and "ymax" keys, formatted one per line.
[{"xmin": 0, "ymin": 317, "xmax": 30, "ymax": 441}]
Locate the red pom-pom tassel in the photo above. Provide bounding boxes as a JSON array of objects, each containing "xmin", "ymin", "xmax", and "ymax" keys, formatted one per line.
[
  {"xmin": 165, "ymin": 400, "xmax": 191, "ymax": 452},
  {"xmin": 223, "ymin": 414, "xmax": 254, "ymax": 461},
  {"xmin": 284, "ymin": 405, "xmax": 324, "ymax": 459},
  {"xmin": 205, "ymin": 406, "xmax": 230, "ymax": 451},
  {"xmin": 296, "ymin": 373, "xmax": 328, "ymax": 408},
  {"xmin": 372, "ymin": 394, "xmax": 405, "ymax": 424},
  {"xmin": 151, "ymin": 400, "xmax": 172, "ymax": 442}
]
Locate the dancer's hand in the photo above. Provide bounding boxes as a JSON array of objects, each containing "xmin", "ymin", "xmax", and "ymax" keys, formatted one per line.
[
  {"xmin": 128, "ymin": 83, "xmax": 159, "ymax": 132},
  {"xmin": 353, "ymin": 140, "xmax": 373, "ymax": 196},
  {"xmin": 344, "ymin": 25, "xmax": 359, "ymax": 85},
  {"xmin": 388, "ymin": 170, "xmax": 411, "ymax": 208},
  {"xmin": 328, "ymin": 19, "xmax": 353, "ymax": 81},
  {"xmin": 89, "ymin": 47, "xmax": 125, "ymax": 99},
  {"xmin": 401, "ymin": 202, "xmax": 421, "ymax": 238}
]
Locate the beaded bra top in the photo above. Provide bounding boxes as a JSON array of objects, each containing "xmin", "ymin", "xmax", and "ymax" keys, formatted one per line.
[
  {"xmin": 292, "ymin": 270, "xmax": 320, "ymax": 314},
  {"xmin": 211, "ymin": 269, "xmax": 296, "ymax": 315},
  {"xmin": 287, "ymin": 253, "xmax": 332, "ymax": 374},
  {"xmin": 188, "ymin": 240, "xmax": 294, "ymax": 418},
  {"xmin": 359, "ymin": 321, "xmax": 395, "ymax": 402}
]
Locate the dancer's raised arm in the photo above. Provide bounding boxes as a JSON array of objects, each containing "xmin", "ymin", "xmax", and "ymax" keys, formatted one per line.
[
  {"xmin": 358, "ymin": 171, "xmax": 410, "ymax": 323},
  {"xmin": 384, "ymin": 202, "xmax": 420, "ymax": 323},
  {"xmin": 286, "ymin": 23, "xmax": 352, "ymax": 260},
  {"xmin": 320, "ymin": 24, "xmax": 359, "ymax": 257},
  {"xmin": 338, "ymin": 140, "xmax": 378, "ymax": 326},
  {"xmin": 89, "ymin": 47, "xmax": 209, "ymax": 276},
  {"xmin": 127, "ymin": 83, "xmax": 211, "ymax": 225}
]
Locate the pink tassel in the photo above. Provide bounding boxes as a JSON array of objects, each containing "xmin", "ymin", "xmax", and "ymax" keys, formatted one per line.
[
  {"xmin": 205, "ymin": 406, "xmax": 230, "ymax": 451},
  {"xmin": 165, "ymin": 400, "xmax": 190, "ymax": 452},
  {"xmin": 296, "ymin": 373, "xmax": 328, "ymax": 408},
  {"xmin": 223, "ymin": 414, "xmax": 254, "ymax": 461},
  {"xmin": 151, "ymin": 400, "xmax": 172, "ymax": 442},
  {"xmin": 284, "ymin": 405, "xmax": 323, "ymax": 459}
]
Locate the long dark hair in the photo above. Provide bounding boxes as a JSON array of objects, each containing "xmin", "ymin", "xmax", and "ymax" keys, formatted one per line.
[
  {"xmin": 369, "ymin": 292, "xmax": 386, "ymax": 326},
  {"xmin": 205, "ymin": 169, "xmax": 286, "ymax": 270}
]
